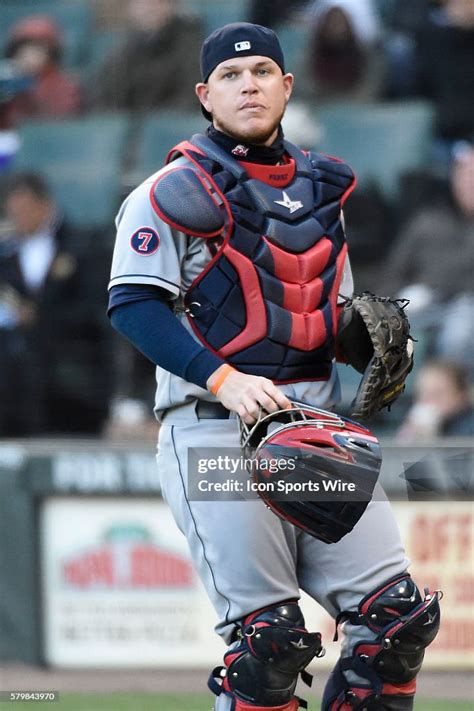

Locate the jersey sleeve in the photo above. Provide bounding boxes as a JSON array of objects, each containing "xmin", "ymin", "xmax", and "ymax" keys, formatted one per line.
[{"xmin": 108, "ymin": 179, "xmax": 182, "ymax": 299}]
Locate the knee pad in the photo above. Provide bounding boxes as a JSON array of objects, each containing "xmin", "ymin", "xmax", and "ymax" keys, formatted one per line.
[
  {"xmin": 323, "ymin": 574, "xmax": 441, "ymax": 710},
  {"xmin": 209, "ymin": 601, "xmax": 324, "ymax": 710}
]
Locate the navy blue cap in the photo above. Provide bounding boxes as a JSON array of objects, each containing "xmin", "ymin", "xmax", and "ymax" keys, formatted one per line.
[{"xmin": 200, "ymin": 22, "xmax": 285, "ymax": 82}]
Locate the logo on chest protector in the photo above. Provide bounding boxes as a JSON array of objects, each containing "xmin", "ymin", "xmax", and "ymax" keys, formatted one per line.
[{"xmin": 274, "ymin": 191, "xmax": 303, "ymax": 214}]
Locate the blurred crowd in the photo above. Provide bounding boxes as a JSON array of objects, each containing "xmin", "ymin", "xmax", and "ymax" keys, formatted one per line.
[{"xmin": 0, "ymin": 0, "xmax": 472, "ymax": 439}]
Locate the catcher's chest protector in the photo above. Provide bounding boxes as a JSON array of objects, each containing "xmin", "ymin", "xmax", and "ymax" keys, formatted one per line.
[{"xmin": 151, "ymin": 134, "xmax": 355, "ymax": 382}]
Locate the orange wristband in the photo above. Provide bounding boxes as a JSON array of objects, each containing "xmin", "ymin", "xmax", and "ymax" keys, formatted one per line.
[{"xmin": 210, "ymin": 364, "xmax": 234, "ymax": 396}]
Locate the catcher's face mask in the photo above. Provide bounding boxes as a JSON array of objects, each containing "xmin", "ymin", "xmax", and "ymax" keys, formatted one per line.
[{"xmin": 239, "ymin": 402, "xmax": 381, "ymax": 544}]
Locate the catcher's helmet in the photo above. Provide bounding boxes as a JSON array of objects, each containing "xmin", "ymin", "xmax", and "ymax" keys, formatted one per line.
[{"xmin": 240, "ymin": 402, "xmax": 381, "ymax": 544}]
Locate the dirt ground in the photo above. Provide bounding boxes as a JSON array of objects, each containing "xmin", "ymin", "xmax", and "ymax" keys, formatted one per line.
[{"xmin": 0, "ymin": 666, "xmax": 472, "ymax": 701}]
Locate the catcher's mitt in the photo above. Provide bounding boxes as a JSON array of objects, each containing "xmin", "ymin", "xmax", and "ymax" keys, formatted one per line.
[{"xmin": 337, "ymin": 293, "xmax": 414, "ymax": 420}]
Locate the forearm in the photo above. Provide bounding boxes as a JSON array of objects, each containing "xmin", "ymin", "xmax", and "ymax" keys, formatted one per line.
[{"xmin": 109, "ymin": 296, "xmax": 225, "ymax": 389}]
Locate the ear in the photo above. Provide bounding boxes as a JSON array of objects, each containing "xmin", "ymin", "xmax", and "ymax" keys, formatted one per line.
[
  {"xmin": 282, "ymin": 73, "xmax": 294, "ymax": 103},
  {"xmin": 195, "ymin": 82, "xmax": 212, "ymax": 114}
]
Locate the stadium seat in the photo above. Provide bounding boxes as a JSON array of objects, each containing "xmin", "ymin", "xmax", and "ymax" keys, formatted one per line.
[
  {"xmin": 313, "ymin": 101, "xmax": 435, "ymax": 198},
  {"xmin": 132, "ymin": 111, "xmax": 206, "ymax": 184},
  {"xmin": 0, "ymin": 1, "xmax": 93, "ymax": 69},
  {"xmin": 14, "ymin": 114, "xmax": 131, "ymax": 227}
]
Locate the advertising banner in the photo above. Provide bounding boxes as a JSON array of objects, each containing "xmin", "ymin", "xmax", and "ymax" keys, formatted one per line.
[
  {"xmin": 41, "ymin": 498, "xmax": 473, "ymax": 668},
  {"xmin": 41, "ymin": 498, "xmax": 223, "ymax": 666}
]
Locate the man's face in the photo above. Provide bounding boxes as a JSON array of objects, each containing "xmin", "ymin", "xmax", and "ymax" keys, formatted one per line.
[
  {"xmin": 127, "ymin": 0, "xmax": 173, "ymax": 31},
  {"xmin": 13, "ymin": 41, "xmax": 50, "ymax": 76},
  {"xmin": 445, "ymin": 0, "xmax": 474, "ymax": 28},
  {"xmin": 6, "ymin": 189, "xmax": 52, "ymax": 235},
  {"xmin": 416, "ymin": 366, "xmax": 466, "ymax": 419},
  {"xmin": 321, "ymin": 8, "xmax": 353, "ymax": 43},
  {"xmin": 196, "ymin": 56, "xmax": 294, "ymax": 145}
]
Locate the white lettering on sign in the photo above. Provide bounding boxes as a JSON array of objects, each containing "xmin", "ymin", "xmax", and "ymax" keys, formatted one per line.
[{"xmin": 53, "ymin": 454, "xmax": 122, "ymax": 492}]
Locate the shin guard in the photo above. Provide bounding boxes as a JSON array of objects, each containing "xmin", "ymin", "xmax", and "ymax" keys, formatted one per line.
[
  {"xmin": 210, "ymin": 601, "xmax": 324, "ymax": 710},
  {"xmin": 323, "ymin": 574, "xmax": 441, "ymax": 710}
]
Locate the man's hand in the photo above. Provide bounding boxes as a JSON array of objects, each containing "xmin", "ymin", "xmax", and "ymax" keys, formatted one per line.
[{"xmin": 206, "ymin": 366, "xmax": 291, "ymax": 424}]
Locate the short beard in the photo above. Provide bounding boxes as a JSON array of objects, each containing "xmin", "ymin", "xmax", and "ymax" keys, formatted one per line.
[{"xmin": 213, "ymin": 108, "xmax": 285, "ymax": 146}]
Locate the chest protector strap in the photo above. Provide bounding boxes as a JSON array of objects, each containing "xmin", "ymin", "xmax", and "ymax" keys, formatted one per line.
[{"xmin": 151, "ymin": 134, "xmax": 355, "ymax": 383}]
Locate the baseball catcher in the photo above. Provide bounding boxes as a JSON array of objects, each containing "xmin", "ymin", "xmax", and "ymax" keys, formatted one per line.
[{"xmin": 108, "ymin": 21, "xmax": 440, "ymax": 711}]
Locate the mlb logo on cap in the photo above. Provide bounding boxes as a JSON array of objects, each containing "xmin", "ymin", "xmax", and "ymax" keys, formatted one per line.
[{"xmin": 235, "ymin": 41, "xmax": 251, "ymax": 51}]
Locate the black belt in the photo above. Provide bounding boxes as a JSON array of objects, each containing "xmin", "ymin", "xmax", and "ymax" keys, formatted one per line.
[{"xmin": 196, "ymin": 401, "xmax": 231, "ymax": 419}]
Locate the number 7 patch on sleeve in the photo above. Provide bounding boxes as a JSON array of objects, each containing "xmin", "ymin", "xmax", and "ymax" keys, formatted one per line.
[{"xmin": 130, "ymin": 227, "xmax": 160, "ymax": 255}]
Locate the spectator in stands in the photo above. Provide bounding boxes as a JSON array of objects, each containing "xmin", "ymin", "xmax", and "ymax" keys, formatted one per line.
[
  {"xmin": 0, "ymin": 173, "xmax": 111, "ymax": 436},
  {"xmin": 302, "ymin": 0, "xmax": 385, "ymax": 102},
  {"xmin": 390, "ymin": 0, "xmax": 439, "ymax": 36},
  {"xmin": 383, "ymin": 0, "xmax": 436, "ymax": 97},
  {"xmin": 397, "ymin": 360, "xmax": 474, "ymax": 440},
  {"xmin": 383, "ymin": 143, "xmax": 474, "ymax": 370},
  {"xmin": 3, "ymin": 16, "xmax": 81, "ymax": 125},
  {"xmin": 248, "ymin": 0, "xmax": 308, "ymax": 28},
  {"xmin": 89, "ymin": 0, "xmax": 203, "ymax": 111},
  {"xmin": 413, "ymin": 0, "xmax": 474, "ymax": 146}
]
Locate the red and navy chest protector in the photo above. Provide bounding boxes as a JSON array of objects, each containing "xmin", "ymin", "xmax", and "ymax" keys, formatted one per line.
[{"xmin": 150, "ymin": 134, "xmax": 355, "ymax": 383}]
